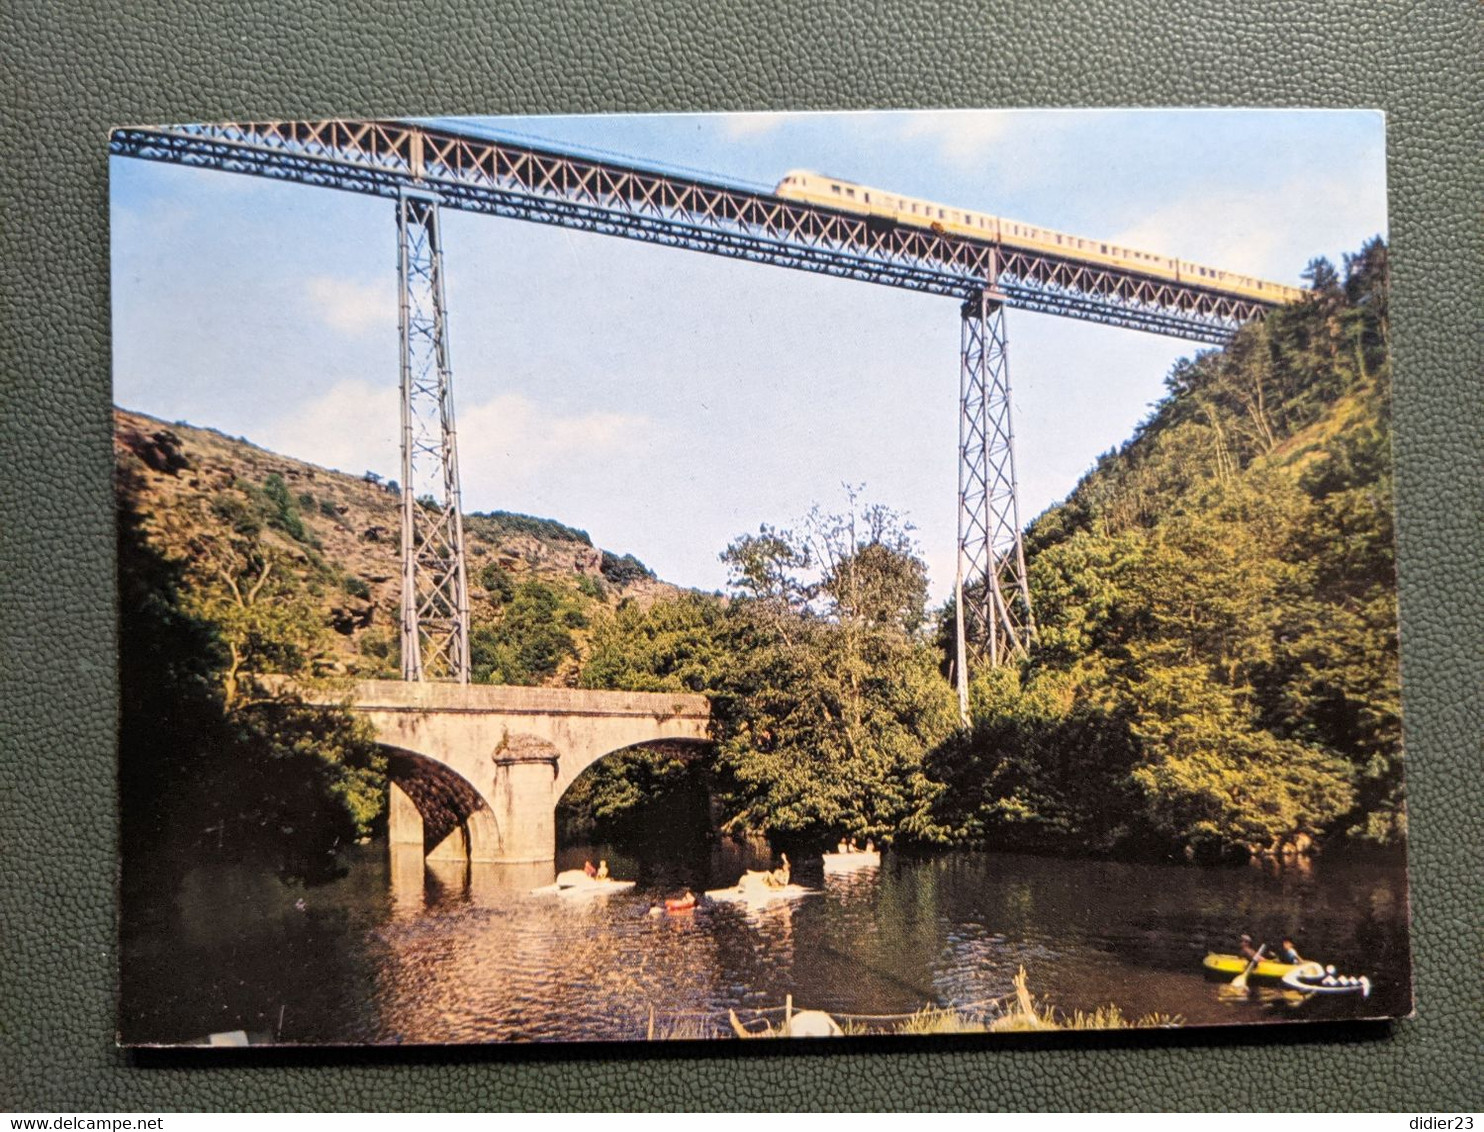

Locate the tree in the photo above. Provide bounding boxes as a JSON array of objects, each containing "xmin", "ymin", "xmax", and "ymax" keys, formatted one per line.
[
  {"xmin": 580, "ymin": 592, "xmax": 731, "ymax": 694},
  {"xmin": 809, "ymin": 496, "xmax": 929, "ymax": 633},
  {"xmin": 711, "ymin": 494, "xmax": 957, "ymax": 844},
  {"xmin": 117, "ymin": 471, "xmax": 385, "ymax": 886},
  {"xmin": 1302, "ymin": 256, "xmax": 1341, "ymax": 296},
  {"xmin": 470, "ymin": 578, "xmax": 580, "ymax": 684}
]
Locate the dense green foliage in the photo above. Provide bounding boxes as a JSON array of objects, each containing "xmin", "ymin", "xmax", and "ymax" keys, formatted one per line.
[
  {"xmin": 914, "ymin": 239, "xmax": 1399, "ymax": 858},
  {"xmin": 557, "ymin": 745, "xmax": 712, "ymax": 847},
  {"xmin": 466, "ymin": 510, "xmax": 592, "ymax": 545},
  {"xmin": 582, "ymin": 498, "xmax": 959, "ymax": 846},
  {"xmin": 600, "ymin": 550, "xmax": 655, "ymax": 585},
  {"xmin": 118, "ymin": 468, "xmax": 386, "ymax": 886},
  {"xmin": 470, "ymin": 578, "xmax": 586, "ymax": 684}
]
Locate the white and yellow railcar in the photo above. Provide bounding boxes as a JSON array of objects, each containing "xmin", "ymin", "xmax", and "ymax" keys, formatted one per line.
[{"xmin": 774, "ymin": 170, "xmax": 1305, "ymax": 307}]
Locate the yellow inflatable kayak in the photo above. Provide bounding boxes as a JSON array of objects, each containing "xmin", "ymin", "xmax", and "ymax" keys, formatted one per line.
[{"xmin": 1202, "ymin": 952, "xmax": 1324, "ymax": 981}]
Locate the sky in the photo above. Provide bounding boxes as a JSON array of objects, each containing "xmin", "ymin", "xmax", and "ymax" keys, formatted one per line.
[{"xmin": 110, "ymin": 110, "xmax": 1388, "ymax": 601}]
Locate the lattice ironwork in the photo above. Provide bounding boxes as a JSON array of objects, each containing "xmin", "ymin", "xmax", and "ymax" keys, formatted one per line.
[
  {"xmin": 954, "ymin": 282, "xmax": 1034, "ymax": 716},
  {"xmin": 111, "ymin": 118, "xmax": 1291, "ymax": 695},
  {"xmin": 110, "ymin": 120, "xmax": 1279, "ymax": 344},
  {"xmin": 397, "ymin": 192, "xmax": 471, "ymax": 682}
]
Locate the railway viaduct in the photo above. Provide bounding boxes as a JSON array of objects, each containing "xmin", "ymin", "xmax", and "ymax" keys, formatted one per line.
[{"xmin": 326, "ymin": 681, "xmax": 711, "ymax": 864}]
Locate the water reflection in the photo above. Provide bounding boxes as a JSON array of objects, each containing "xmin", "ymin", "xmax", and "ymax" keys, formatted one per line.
[
  {"xmin": 119, "ymin": 844, "xmax": 1410, "ymax": 1045},
  {"xmin": 389, "ymin": 842, "xmax": 425, "ymax": 917}
]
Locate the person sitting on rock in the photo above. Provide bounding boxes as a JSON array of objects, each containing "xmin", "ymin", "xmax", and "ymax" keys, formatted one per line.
[{"xmin": 596, "ymin": 859, "xmax": 609, "ymax": 881}]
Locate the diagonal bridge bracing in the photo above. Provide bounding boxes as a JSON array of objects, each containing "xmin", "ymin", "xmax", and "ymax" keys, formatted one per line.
[
  {"xmin": 397, "ymin": 191, "xmax": 471, "ymax": 682},
  {"xmin": 955, "ymin": 279, "xmax": 1036, "ymax": 715},
  {"xmin": 111, "ymin": 118, "xmax": 1283, "ymax": 689},
  {"xmin": 111, "ymin": 120, "xmax": 1269, "ymax": 342}
]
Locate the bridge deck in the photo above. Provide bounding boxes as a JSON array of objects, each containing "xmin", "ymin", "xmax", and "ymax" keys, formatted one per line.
[
  {"xmin": 110, "ymin": 118, "xmax": 1273, "ymax": 343},
  {"xmin": 342, "ymin": 679, "xmax": 710, "ymax": 720}
]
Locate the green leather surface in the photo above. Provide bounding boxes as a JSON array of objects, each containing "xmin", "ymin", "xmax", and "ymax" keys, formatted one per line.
[{"xmin": 3, "ymin": 0, "xmax": 1481, "ymax": 1111}]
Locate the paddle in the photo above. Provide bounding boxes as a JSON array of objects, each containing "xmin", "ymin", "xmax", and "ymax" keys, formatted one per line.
[{"xmin": 1231, "ymin": 943, "xmax": 1266, "ymax": 991}]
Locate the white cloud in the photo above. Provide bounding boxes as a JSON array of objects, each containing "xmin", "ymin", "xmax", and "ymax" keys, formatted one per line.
[
  {"xmin": 305, "ymin": 275, "xmax": 393, "ymax": 335},
  {"xmin": 1109, "ymin": 173, "xmax": 1388, "ymax": 285},
  {"xmin": 258, "ymin": 380, "xmax": 401, "ymax": 478},
  {"xmin": 456, "ymin": 392, "xmax": 649, "ymax": 498},
  {"xmin": 257, "ymin": 379, "xmax": 653, "ymax": 506},
  {"xmin": 895, "ymin": 111, "xmax": 1021, "ymax": 168},
  {"xmin": 719, "ymin": 113, "xmax": 788, "ymax": 140}
]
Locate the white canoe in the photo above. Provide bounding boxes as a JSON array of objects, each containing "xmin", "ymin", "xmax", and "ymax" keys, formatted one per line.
[
  {"xmin": 705, "ymin": 882, "xmax": 812, "ymax": 905},
  {"xmin": 822, "ymin": 850, "xmax": 880, "ymax": 872},
  {"xmin": 531, "ymin": 871, "xmax": 636, "ymax": 897}
]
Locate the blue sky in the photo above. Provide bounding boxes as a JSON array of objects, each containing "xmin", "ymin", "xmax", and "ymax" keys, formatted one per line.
[{"xmin": 111, "ymin": 110, "xmax": 1387, "ymax": 601}]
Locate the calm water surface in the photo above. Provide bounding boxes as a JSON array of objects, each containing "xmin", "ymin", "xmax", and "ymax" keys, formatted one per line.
[{"xmin": 121, "ymin": 843, "xmax": 1410, "ymax": 1044}]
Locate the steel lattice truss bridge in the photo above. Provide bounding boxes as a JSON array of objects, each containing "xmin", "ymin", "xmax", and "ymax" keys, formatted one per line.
[{"xmin": 111, "ymin": 118, "xmax": 1282, "ymax": 718}]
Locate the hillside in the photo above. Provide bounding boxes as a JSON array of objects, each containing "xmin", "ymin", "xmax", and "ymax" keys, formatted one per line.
[
  {"xmin": 914, "ymin": 238, "xmax": 1401, "ymax": 858},
  {"xmin": 113, "ymin": 407, "xmax": 680, "ymax": 686}
]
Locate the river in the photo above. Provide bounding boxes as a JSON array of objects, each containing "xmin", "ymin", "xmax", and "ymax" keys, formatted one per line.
[{"xmin": 119, "ymin": 841, "xmax": 1411, "ymax": 1045}]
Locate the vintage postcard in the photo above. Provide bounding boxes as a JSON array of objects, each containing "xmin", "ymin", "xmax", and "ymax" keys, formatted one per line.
[{"xmin": 112, "ymin": 110, "xmax": 1407, "ymax": 1046}]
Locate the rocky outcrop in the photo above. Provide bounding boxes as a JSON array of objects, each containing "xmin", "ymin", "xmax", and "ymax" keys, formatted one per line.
[{"xmin": 114, "ymin": 406, "xmax": 682, "ymax": 684}]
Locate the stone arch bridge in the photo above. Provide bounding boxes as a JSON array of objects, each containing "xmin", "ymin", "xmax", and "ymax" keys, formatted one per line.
[{"xmin": 326, "ymin": 680, "xmax": 711, "ymax": 864}]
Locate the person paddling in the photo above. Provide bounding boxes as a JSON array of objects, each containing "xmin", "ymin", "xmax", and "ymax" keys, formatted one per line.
[{"xmin": 1231, "ymin": 938, "xmax": 1267, "ymax": 991}]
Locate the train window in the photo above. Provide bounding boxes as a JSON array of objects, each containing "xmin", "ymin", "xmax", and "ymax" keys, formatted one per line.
[
  {"xmin": 831, "ymin": 184, "xmax": 841, "ymax": 194},
  {"xmin": 1101, "ymin": 245, "xmax": 1107, "ymax": 254},
  {"xmin": 846, "ymin": 187, "xmax": 855, "ymax": 198},
  {"xmin": 864, "ymin": 193, "xmax": 871, "ymax": 203}
]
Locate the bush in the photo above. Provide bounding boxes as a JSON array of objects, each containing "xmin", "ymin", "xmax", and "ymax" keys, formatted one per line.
[
  {"xmin": 479, "ymin": 562, "xmax": 515, "ymax": 604},
  {"xmin": 466, "ymin": 511, "xmax": 592, "ymax": 545},
  {"xmin": 600, "ymin": 550, "xmax": 654, "ymax": 586},
  {"xmin": 261, "ymin": 473, "xmax": 316, "ymax": 546},
  {"xmin": 210, "ymin": 494, "xmax": 262, "ymax": 538}
]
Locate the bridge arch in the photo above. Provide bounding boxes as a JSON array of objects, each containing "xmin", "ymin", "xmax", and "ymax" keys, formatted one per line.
[
  {"xmin": 382, "ymin": 744, "xmax": 500, "ymax": 862},
  {"xmin": 322, "ymin": 680, "xmax": 712, "ymax": 864},
  {"xmin": 553, "ymin": 736, "xmax": 714, "ymax": 804},
  {"xmin": 554, "ymin": 737, "xmax": 717, "ymax": 853}
]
